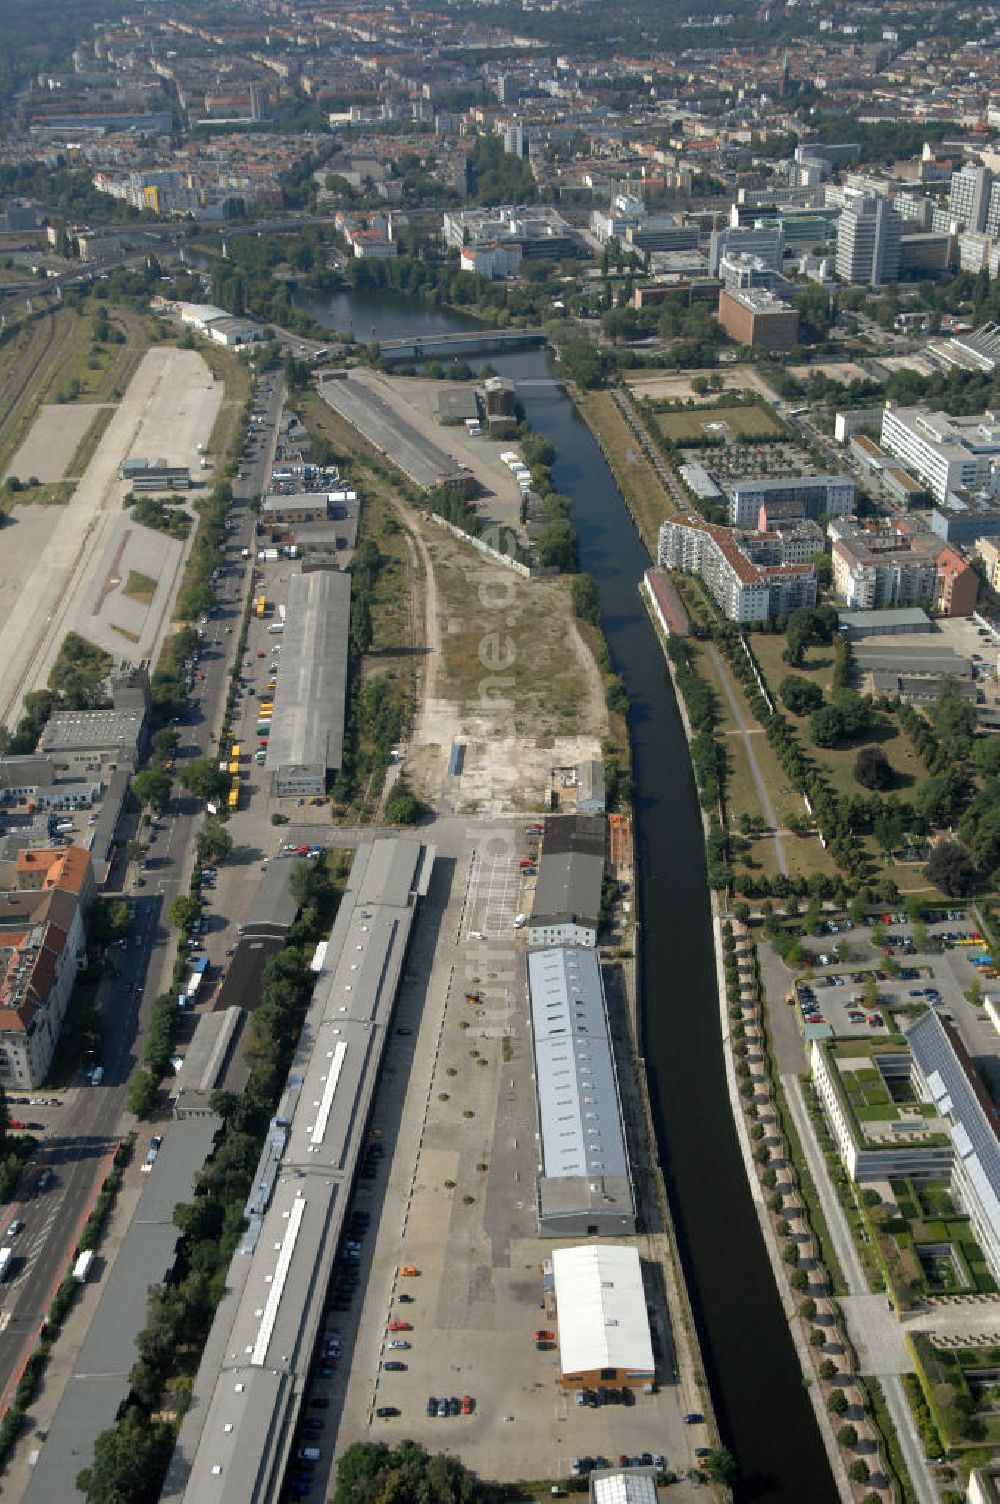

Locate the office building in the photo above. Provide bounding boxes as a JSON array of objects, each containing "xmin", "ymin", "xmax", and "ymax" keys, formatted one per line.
[
  {"xmin": 907, "ymin": 1011, "xmax": 1000, "ymax": 1284},
  {"xmin": 836, "ymin": 193, "xmax": 901, "ymax": 285},
  {"xmin": 708, "ymin": 223, "xmax": 784, "ymax": 276},
  {"xmin": 717, "ymin": 287, "xmax": 799, "ymax": 351},
  {"xmin": 39, "ymin": 707, "xmax": 146, "ymax": 776},
  {"xmin": 948, "ymin": 164, "xmax": 1000, "ymax": 235},
  {"xmin": 264, "ymin": 569, "xmax": 351, "ymax": 799},
  {"xmin": 880, "ymin": 406, "xmax": 1000, "ymax": 504},
  {"xmin": 728, "ymin": 474, "xmax": 854, "ymax": 528},
  {"xmin": 658, "ymin": 514, "xmax": 817, "ymax": 624},
  {"xmin": 932, "ymin": 491, "xmax": 1000, "ymax": 546},
  {"xmin": 527, "ymin": 947, "xmax": 635, "ymax": 1237}
]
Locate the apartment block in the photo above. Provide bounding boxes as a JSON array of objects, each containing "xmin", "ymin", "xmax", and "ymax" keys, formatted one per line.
[
  {"xmin": 829, "ymin": 517, "xmax": 978, "ymax": 615},
  {"xmin": 658, "ymin": 515, "xmax": 817, "ymax": 624},
  {"xmin": 0, "ymin": 847, "xmax": 95, "ymax": 1088}
]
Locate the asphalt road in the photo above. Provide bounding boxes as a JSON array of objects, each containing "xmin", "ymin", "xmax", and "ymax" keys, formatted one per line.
[{"xmin": 0, "ymin": 373, "xmax": 283, "ymax": 1406}]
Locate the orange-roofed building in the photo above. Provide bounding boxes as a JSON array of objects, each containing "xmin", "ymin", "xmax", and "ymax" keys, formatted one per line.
[
  {"xmin": 0, "ymin": 847, "xmax": 94, "ymax": 1086},
  {"xmin": 935, "ymin": 546, "xmax": 979, "ymax": 617}
]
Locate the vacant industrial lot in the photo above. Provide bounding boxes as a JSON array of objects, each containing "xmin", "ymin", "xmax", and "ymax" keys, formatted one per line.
[
  {"xmin": 5, "ymin": 403, "xmax": 108, "ymax": 484},
  {"xmin": 0, "ymin": 347, "xmax": 221, "ymax": 728},
  {"xmin": 404, "ymin": 517, "xmax": 606, "ymax": 814}
]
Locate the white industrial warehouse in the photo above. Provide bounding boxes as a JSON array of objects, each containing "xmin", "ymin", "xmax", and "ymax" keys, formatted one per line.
[{"xmin": 551, "ymin": 1244, "xmax": 655, "ymax": 1390}]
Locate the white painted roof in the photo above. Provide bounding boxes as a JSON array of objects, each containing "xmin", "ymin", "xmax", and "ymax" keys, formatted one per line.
[
  {"xmin": 593, "ymin": 1472, "xmax": 658, "ymax": 1504},
  {"xmin": 552, "ymin": 1245, "xmax": 654, "ymax": 1377}
]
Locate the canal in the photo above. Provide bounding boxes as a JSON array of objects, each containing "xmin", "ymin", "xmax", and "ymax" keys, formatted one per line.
[{"xmin": 307, "ymin": 290, "xmax": 836, "ymax": 1503}]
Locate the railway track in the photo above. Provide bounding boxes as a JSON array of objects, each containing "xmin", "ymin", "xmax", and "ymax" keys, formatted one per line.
[{"xmin": 0, "ymin": 310, "xmax": 57, "ymax": 467}]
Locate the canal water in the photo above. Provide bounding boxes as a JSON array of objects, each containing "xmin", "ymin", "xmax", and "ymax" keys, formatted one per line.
[{"xmin": 308, "ymin": 291, "xmax": 836, "ymax": 1503}]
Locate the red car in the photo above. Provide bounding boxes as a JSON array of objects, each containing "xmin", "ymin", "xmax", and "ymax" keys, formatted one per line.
[
  {"xmin": 533, "ymin": 1329, "xmax": 554, "ymax": 1342},
  {"xmin": 294, "ymin": 845, "xmax": 310, "ymax": 856},
  {"xmin": 388, "ymin": 1320, "xmax": 412, "ymax": 1332},
  {"xmin": 460, "ymin": 1395, "xmax": 475, "ymax": 1415}
]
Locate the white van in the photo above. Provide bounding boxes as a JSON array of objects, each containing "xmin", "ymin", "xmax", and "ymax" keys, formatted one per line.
[{"xmin": 89, "ymin": 1066, "xmax": 104, "ymax": 1086}]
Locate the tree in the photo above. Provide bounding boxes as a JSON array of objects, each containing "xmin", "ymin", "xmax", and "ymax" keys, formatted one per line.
[
  {"xmin": 570, "ymin": 573, "xmax": 601, "ymax": 626},
  {"xmin": 536, "ymin": 518, "xmax": 578, "ymax": 571},
  {"xmin": 168, "ymin": 894, "xmax": 201, "ymax": 932},
  {"xmin": 925, "ymin": 839, "xmax": 977, "ymax": 897},
  {"xmin": 334, "ymin": 1441, "xmax": 491, "ymax": 1504},
  {"xmin": 179, "ymin": 757, "xmax": 228, "ymax": 801},
  {"xmin": 126, "ymin": 1069, "xmax": 158, "ymax": 1121},
  {"xmin": 854, "ymin": 745, "xmax": 892, "ymax": 791},
  {"xmin": 848, "ymin": 1460, "xmax": 870, "ymax": 1484},
  {"xmin": 819, "ymin": 1358, "xmax": 838, "ymax": 1381},
  {"xmin": 77, "ymin": 1407, "xmax": 176, "ymax": 1503},
  {"xmin": 837, "ymin": 1424, "xmax": 858, "ymax": 1447},
  {"xmin": 828, "ymin": 1389, "xmax": 848, "ymax": 1416},
  {"xmin": 196, "ymin": 820, "xmax": 233, "ymax": 867},
  {"xmin": 810, "ymin": 705, "xmax": 846, "ymax": 748},
  {"xmin": 384, "ymin": 778, "xmax": 424, "ymax": 826},
  {"xmin": 702, "ymin": 1448, "xmax": 738, "ymax": 1486},
  {"xmin": 132, "ymin": 769, "xmax": 171, "ymax": 811},
  {"xmin": 779, "ymin": 675, "xmax": 824, "ymax": 716}
]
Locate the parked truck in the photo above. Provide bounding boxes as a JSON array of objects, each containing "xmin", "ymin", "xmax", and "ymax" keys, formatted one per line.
[
  {"xmin": 73, "ymin": 1250, "xmax": 95, "ymax": 1283},
  {"xmin": 0, "ymin": 1247, "xmax": 12, "ymax": 1281}
]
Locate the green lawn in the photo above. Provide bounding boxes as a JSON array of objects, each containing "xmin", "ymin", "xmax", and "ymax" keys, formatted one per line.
[{"xmin": 652, "ymin": 404, "xmax": 786, "ymax": 443}]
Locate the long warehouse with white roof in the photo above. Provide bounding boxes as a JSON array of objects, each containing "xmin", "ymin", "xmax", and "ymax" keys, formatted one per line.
[
  {"xmin": 161, "ymin": 837, "xmax": 434, "ymax": 1504},
  {"xmin": 527, "ymin": 946, "xmax": 635, "ymax": 1237}
]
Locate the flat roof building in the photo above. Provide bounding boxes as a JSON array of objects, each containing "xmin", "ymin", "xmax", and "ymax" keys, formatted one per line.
[
  {"xmin": 728, "ymin": 474, "xmax": 854, "ymax": 528},
  {"xmin": 529, "ymin": 815, "xmax": 605, "ymax": 948},
  {"xmin": 838, "ymin": 606, "xmax": 933, "ymax": 638},
  {"xmin": 264, "ymin": 569, "xmax": 351, "ymax": 799},
  {"xmin": 551, "ymin": 1245, "xmax": 655, "ymax": 1389},
  {"xmin": 717, "ymin": 286, "xmax": 799, "ymax": 351},
  {"xmin": 39, "ymin": 708, "xmax": 146, "ymax": 774},
  {"xmin": 528, "ymin": 947, "xmax": 635, "ymax": 1237},
  {"xmin": 907, "ymin": 1011, "xmax": 1000, "ymax": 1284},
  {"xmin": 881, "ymin": 406, "xmax": 1000, "ymax": 504},
  {"xmin": 162, "ymin": 838, "xmax": 433, "ymax": 1504}
]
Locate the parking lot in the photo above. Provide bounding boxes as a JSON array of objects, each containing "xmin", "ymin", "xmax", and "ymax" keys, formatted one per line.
[{"xmin": 778, "ymin": 909, "xmax": 1000, "ymax": 1074}]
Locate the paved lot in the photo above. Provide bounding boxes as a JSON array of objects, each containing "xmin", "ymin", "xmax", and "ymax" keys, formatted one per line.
[
  {"xmin": 5, "ymin": 403, "xmax": 107, "ymax": 483},
  {"xmin": 380, "ymin": 375, "xmax": 525, "ymax": 532},
  {"xmin": 73, "ymin": 514, "xmax": 185, "ymax": 661},
  {"xmin": 0, "ymin": 347, "xmax": 221, "ymax": 728},
  {"xmin": 319, "ymin": 370, "xmax": 464, "ymax": 491}
]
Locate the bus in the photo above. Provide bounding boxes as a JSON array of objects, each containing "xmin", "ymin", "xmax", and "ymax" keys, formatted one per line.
[
  {"xmin": 228, "ymin": 760, "xmax": 239, "ymax": 776},
  {"xmin": 228, "ymin": 787, "xmax": 239, "ymax": 811},
  {"xmin": 231, "ymin": 743, "xmax": 241, "ymax": 761},
  {"xmin": 259, "ymin": 701, "xmax": 274, "ymax": 717},
  {"xmin": 256, "ymin": 595, "xmax": 266, "ymax": 618}
]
